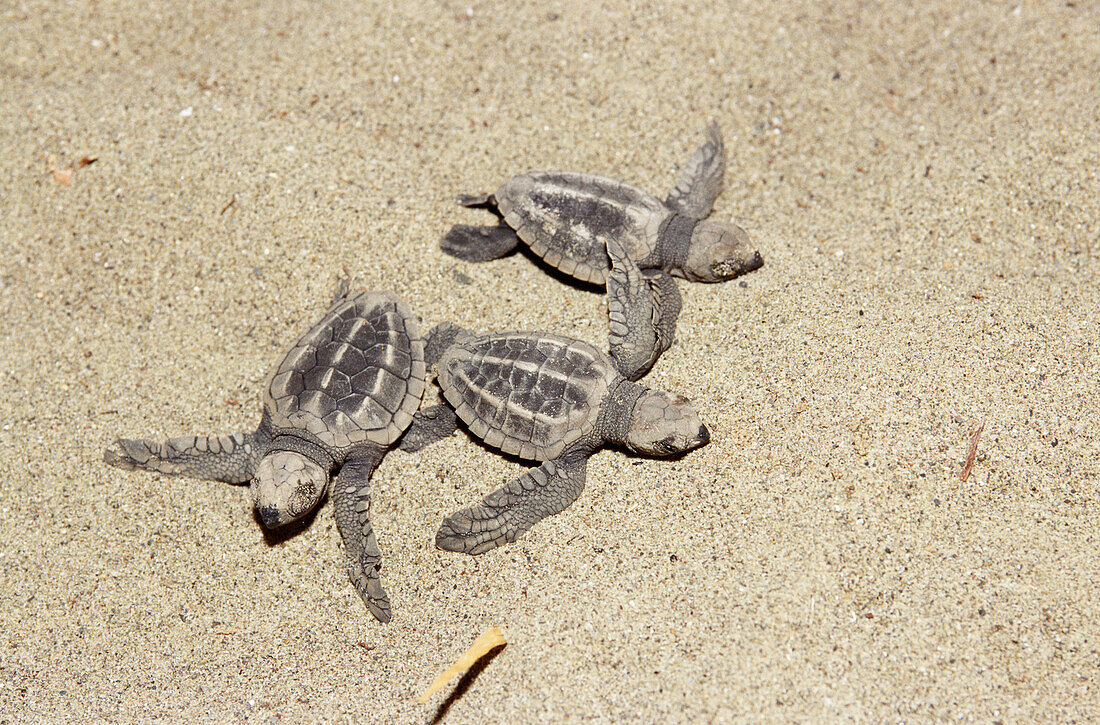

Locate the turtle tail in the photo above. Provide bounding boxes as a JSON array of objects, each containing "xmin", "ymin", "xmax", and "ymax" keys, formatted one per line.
[{"xmin": 440, "ymin": 224, "xmax": 520, "ymax": 263}]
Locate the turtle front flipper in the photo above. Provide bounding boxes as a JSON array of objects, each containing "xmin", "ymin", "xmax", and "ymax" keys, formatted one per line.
[
  {"xmin": 441, "ymin": 224, "xmax": 520, "ymax": 262},
  {"xmin": 104, "ymin": 428, "xmax": 270, "ymax": 484},
  {"xmin": 606, "ymin": 235, "xmax": 683, "ymax": 381},
  {"xmin": 397, "ymin": 404, "xmax": 459, "ymax": 453},
  {"xmin": 331, "ymin": 454, "xmax": 391, "ymax": 623},
  {"xmin": 664, "ymin": 120, "xmax": 726, "ymax": 219},
  {"xmin": 436, "ymin": 454, "xmax": 589, "ymax": 555}
]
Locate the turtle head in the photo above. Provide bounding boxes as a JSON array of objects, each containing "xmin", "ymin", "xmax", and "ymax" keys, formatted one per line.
[
  {"xmin": 680, "ymin": 220, "xmax": 762, "ymax": 283},
  {"xmin": 625, "ymin": 389, "xmax": 710, "ymax": 456},
  {"xmin": 251, "ymin": 451, "xmax": 328, "ymax": 528}
]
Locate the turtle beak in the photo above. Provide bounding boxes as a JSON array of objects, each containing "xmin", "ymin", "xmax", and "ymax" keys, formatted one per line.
[
  {"xmin": 679, "ymin": 423, "xmax": 710, "ymax": 452},
  {"xmin": 258, "ymin": 506, "xmax": 284, "ymax": 529}
]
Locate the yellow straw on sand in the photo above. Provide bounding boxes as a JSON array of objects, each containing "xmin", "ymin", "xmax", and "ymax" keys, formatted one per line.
[{"xmin": 418, "ymin": 627, "xmax": 506, "ymax": 702}]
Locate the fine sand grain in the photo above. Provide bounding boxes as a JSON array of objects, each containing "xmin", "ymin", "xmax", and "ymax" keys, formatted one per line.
[{"xmin": 2, "ymin": 1, "xmax": 1098, "ymax": 721}]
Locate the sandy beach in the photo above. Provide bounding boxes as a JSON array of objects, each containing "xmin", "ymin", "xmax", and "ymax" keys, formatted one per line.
[{"xmin": 2, "ymin": 0, "xmax": 1098, "ymax": 721}]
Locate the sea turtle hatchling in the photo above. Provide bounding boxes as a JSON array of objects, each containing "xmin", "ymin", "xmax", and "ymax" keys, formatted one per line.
[
  {"xmin": 441, "ymin": 121, "xmax": 763, "ymax": 380},
  {"xmin": 103, "ymin": 285, "xmax": 426, "ymax": 623},
  {"xmin": 400, "ymin": 324, "xmax": 711, "ymax": 555}
]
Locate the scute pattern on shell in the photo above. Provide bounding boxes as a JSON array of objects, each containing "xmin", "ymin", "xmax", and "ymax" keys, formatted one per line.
[
  {"xmin": 497, "ymin": 172, "xmax": 668, "ymax": 284},
  {"xmin": 439, "ymin": 332, "xmax": 614, "ymax": 460},
  {"xmin": 265, "ymin": 291, "xmax": 426, "ymax": 450}
]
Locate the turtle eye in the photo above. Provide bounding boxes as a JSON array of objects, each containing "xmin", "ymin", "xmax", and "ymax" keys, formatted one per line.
[
  {"xmin": 288, "ymin": 482, "xmax": 318, "ymax": 516},
  {"xmin": 711, "ymin": 261, "xmax": 734, "ymax": 279}
]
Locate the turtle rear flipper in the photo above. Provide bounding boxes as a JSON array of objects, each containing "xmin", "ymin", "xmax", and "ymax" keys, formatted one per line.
[
  {"xmin": 455, "ymin": 192, "xmax": 499, "ymax": 210},
  {"xmin": 664, "ymin": 120, "xmax": 726, "ymax": 219},
  {"xmin": 441, "ymin": 224, "xmax": 520, "ymax": 262},
  {"xmin": 423, "ymin": 321, "xmax": 474, "ymax": 368},
  {"xmin": 104, "ymin": 430, "xmax": 268, "ymax": 484},
  {"xmin": 435, "ymin": 454, "xmax": 588, "ymax": 555},
  {"xmin": 397, "ymin": 404, "xmax": 458, "ymax": 453}
]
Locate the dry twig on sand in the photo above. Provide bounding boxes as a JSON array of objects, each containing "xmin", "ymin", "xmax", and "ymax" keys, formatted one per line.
[
  {"xmin": 959, "ymin": 419, "xmax": 985, "ymax": 482},
  {"xmin": 418, "ymin": 627, "xmax": 506, "ymax": 703}
]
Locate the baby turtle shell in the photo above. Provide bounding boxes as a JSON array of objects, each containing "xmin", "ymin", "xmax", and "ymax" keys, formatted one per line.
[
  {"xmin": 438, "ymin": 332, "xmax": 615, "ymax": 460},
  {"xmin": 496, "ymin": 172, "xmax": 669, "ymax": 284},
  {"xmin": 264, "ymin": 291, "xmax": 426, "ymax": 451}
]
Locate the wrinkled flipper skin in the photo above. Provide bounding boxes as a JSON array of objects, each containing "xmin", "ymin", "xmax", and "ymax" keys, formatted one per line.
[
  {"xmin": 103, "ymin": 429, "xmax": 270, "ymax": 484},
  {"xmin": 423, "ymin": 322, "xmax": 474, "ymax": 368},
  {"xmin": 606, "ymin": 235, "xmax": 683, "ymax": 381},
  {"xmin": 397, "ymin": 404, "xmax": 459, "ymax": 452},
  {"xmin": 664, "ymin": 121, "xmax": 725, "ymax": 219},
  {"xmin": 331, "ymin": 452, "xmax": 391, "ymax": 623},
  {"xmin": 441, "ymin": 225, "xmax": 521, "ymax": 263},
  {"xmin": 436, "ymin": 452, "xmax": 589, "ymax": 555}
]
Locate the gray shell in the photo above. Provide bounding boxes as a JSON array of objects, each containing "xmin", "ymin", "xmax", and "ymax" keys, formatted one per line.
[
  {"xmin": 264, "ymin": 291, "xmax": 426, "ymax": 451},
  {"xmin": 438, "ymin": 332, "xmax": 616, "ymax": 460},
  {"xmin": 496, "ymin": 172, "xmax": 670, "ymax": 285}
]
